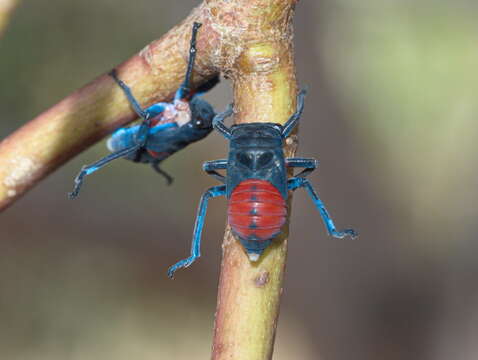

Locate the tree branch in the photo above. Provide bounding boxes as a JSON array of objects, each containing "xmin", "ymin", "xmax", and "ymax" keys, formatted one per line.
[
  {"xmin": 0, "ymin": 0, "xmax": 19, "ymax": 37},
  {"xmin": 207, "ymin": 1, "xmax": 298, "ymax": 359}
]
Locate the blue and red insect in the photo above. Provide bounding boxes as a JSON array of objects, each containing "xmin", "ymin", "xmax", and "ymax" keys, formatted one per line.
[
  {"xmin": 168, "ymin": 91, "xmax": 357, "ymax": 277},
  {"xmin": 69, "ymin": 22, "xmax": 218, "ymax": 198}
]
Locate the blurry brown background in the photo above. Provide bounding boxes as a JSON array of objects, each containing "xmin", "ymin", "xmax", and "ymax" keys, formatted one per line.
[{"xmin": 1, "ymin": 1, "xmax": 478, "ymax": 359}]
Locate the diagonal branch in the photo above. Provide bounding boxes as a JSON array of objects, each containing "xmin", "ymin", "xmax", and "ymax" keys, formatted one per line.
[{"xmin": 0, "ymin": 0, "xmax": 19, "ymax": 37}]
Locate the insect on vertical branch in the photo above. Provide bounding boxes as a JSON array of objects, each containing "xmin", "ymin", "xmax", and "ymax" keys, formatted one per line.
[
  {"xmin": 167, "ymin": 89, "xmax": 356, "ymax": 277},
  {"xmin": 188, "ymin": 1, "xmax": 357, "ymax": 359}
]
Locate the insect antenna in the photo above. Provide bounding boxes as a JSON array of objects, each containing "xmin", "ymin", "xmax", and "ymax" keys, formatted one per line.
[{"xmin": 177, "ymin": 22, "xmax": 202, "ymax": 100}]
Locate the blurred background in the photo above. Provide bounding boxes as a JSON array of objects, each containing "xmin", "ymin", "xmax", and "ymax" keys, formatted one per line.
[{"xmin": 1, "ymin": 0, "xmax": 478, "ymax": 359}]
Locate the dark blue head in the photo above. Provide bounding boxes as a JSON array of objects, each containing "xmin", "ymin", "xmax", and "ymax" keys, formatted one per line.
[
  {"xmin": 189, "ymin": 96, "xmax": 215, "ymax": 131},
  {"xmin": 226, "ymin": 123, "xmax": 288, "ymax": 198}
]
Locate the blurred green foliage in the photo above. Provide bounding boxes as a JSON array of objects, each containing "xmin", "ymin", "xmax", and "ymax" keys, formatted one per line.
[{"xmin": 321, "ymin": 0, "xmax": 478, "ymax": 237}]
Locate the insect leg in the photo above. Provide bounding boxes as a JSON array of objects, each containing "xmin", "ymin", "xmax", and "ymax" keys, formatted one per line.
[
  {"xmin": 109, "ymin": 69, "xmax": 152, "ymax": 146},
  {"xmin": 194, "ymin": 75, "xmax": 220, "ymax": 96},
  {"xmin": 285, "ymin": 157, "xmax": 318, "ymax": 178},
  {"xmin": 282, "ymin": 89, "xmax": 307, "ymax": 138},
  {"xmin": 143, "ymin": 103, "xmax": 166, "ymax": 118},
  {"xmin": 151, "ymin": 162, "xmax": 174, "ymax": 185},
  {"xmin": 168, "ymin": 185, "xmax": 226, "ymax": 278},
  {"xmin": 202, "ymin": 159, "xmax": 228, "ymax": 182},
  {"xmin": 110, "ymin": 69, "xmax": 148, "ymax": 119},
  {"xmin": 176, "ymin": 22, "xmax": 202, "ymax": 100},
  {"xmin": 213, "ymin": 104, "xmax": 233, "ymax": 139},
  {"xmin": 288, "ymin": 177, "xmax": 357, "ymax": 239},
  {"xmin": 69, "ymin": 144, "xmax": 142, "ymax": 199}
]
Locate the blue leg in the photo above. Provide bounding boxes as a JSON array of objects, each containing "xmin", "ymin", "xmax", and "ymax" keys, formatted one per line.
[
  {"xmin": 282, "ymin": 89, "xmax": 307, "ymax": 138},
  {"xmin": 109, "ymin": 69, "xmax": 151, "ymax": 145},
  {"xmin": 288, "ymin": 177, "xmax": 357, "ymax": 239},
  {"xmin": 69, "ymin": 144, "xmax": 142, "ymax": 199},
  {"xmin": 286, "ymin": 157, "xmax": 318, "ymax": 178},
  {"xmin": 110, "ymin": 69, "xmax": 148, "ymax": 119},
  {"xmin": 151, "ymin": 162, "xmax": 174, "ymax": 185},
  {"xmin": 213, "ymin": 104, "xmax": 233, "ymax": 139},
  {"xmin": 168, "ymin": 185, "xmax": 226, "ymax": 278},
  {"xmin": 202, "ymin": 159, "xmax": 228, "ymax": 182}
]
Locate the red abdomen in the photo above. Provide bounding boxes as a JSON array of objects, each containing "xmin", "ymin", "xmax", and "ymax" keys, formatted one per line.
[{"xmin": 228, "ymin": 179, "xmax": 287, "ymax": 241}]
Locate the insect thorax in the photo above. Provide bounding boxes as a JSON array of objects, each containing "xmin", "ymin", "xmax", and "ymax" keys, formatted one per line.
[{"xmin": 227, "ymin": 123, "xmax": 287, "ymax": 199}]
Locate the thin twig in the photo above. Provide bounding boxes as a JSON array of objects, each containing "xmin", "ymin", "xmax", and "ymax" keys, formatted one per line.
[{"xmin": 0, "ymin": 0, "xmax": 19, "ymax": 37}]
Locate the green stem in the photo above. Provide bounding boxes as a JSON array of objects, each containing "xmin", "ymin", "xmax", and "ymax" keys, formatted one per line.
[{"xmin": 207, "ymin": 1, "xmax": 299, "ymax": 359}]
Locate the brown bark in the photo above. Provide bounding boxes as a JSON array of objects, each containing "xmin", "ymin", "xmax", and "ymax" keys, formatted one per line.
[{"xmin": 206, "ymin": 1, "xmax": 298, "ymax": 359}]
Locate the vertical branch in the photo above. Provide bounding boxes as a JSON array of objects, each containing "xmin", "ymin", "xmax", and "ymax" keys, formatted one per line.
[{"xmin": 207, "ymin": 1, "xmax": 299, "ymax": 359}]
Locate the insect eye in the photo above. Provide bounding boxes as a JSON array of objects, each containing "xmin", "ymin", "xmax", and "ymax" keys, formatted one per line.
[
  {"xmin": 236, "ymin": 153, "xmax": 253, "ymax": 168},
  {"xmin": 194, "ymin": 117, "xmax": 206, "ymax": 128},
  {"xmin": 257, "ymin": 152, "xmax": 273, "ymax": 167}
]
